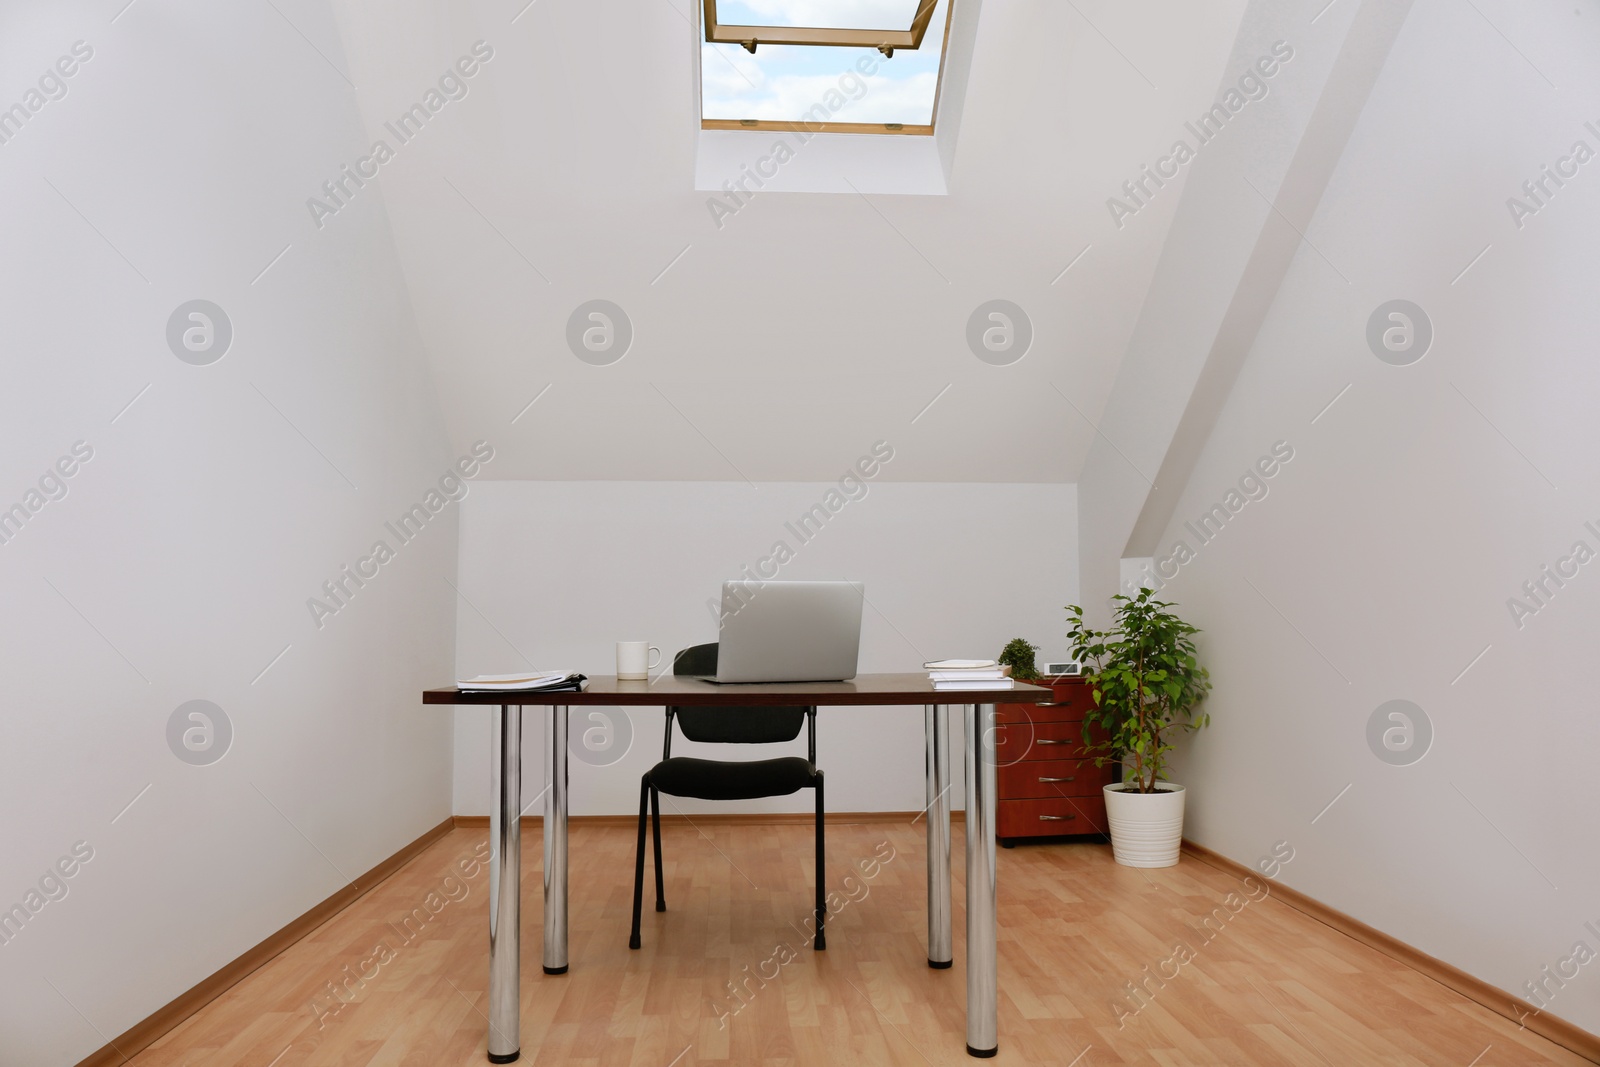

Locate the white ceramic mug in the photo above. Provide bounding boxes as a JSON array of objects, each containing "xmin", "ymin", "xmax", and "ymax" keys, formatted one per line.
[{"xmin": 616, "ymin": 641, "xmax": 662, "ymax": 680}]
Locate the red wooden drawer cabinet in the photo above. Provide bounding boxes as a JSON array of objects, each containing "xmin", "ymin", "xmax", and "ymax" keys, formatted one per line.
[{"xmin": 996, "ymin": 676, "xmax": 1116, "ymax": 845}]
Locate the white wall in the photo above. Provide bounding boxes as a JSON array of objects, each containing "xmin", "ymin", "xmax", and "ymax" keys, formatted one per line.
[
  {"xmin": 1153, "ymin": 0, "xmax": 1600, "ymax": 1036},
  {"xmin": 0, "ymin": 2, "xmax": 458, "ymax": 1063},
  {"xmin": 454, "ymin": 479, "xmax": 1076, "ymax": 816}
]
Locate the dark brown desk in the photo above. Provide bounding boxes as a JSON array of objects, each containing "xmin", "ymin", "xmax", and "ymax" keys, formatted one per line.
[{"xmin": 425, "ymin": 675, "xmax": 1051, "ymax": 1061}]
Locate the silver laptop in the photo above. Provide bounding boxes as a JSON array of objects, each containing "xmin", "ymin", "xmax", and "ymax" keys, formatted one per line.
[{"xmin": 710, "ymin": 580, "xmax": 864, "ymax": 683}]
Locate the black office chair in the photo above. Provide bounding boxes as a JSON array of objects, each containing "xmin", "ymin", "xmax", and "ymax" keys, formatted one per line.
[{"xmin": 629, "ymin": 642, "xmax": 826, "ymax": 951}]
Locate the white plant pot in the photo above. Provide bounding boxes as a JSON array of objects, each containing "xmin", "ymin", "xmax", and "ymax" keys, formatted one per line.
[{"xmin": 1103, "ymin": 783, "xmax": 1186, "ymax": 868}]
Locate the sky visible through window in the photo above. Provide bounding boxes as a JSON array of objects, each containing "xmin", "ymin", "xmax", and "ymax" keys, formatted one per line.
[{"xmin": 701, "ymin": 0, "xmax": 950, "ymax": 127}]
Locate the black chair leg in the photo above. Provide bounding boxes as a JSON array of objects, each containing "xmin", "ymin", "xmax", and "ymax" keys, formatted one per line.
[
  {"xmin": 630, "ymin": 778, "xmax": 649, "ymax": 949},
  {"xmin": 814, "ymin": 771, "xmax": 826, "ymax": 950},
  {"xmin": 651, "ymin": 786, "xmax": 666, "ymax": 912}
]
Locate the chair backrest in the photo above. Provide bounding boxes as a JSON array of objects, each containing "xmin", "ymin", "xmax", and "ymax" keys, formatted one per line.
[{"xmin": 669, "ymin": 643, "xmax": 808, "ymax": 745}]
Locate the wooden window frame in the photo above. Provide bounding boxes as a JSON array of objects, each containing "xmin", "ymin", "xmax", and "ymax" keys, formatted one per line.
[
  {"xmin": 699, "ymin": 0, "xmax": 955, "ymax": 137},
  {"xmin": 702, "ymin": 0, "xmax": 940, "ymax": 53}
]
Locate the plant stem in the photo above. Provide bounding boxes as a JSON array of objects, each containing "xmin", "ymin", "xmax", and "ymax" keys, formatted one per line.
[{"xmin": 1136, "ymin": 630, "xmax": 1147, "ymax": 793}]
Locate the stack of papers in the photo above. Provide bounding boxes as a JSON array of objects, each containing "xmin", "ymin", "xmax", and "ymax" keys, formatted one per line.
[
  {"xmin": 924, "ymin": 659, "xmax": 1015, "ymax": 690},
  {"xmin": 457, "ymin": 671, "xmax": 586, "ymax": 692}
]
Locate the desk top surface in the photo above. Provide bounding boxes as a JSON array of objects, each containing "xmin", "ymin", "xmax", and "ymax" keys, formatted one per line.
[{"xmin": 424, "ymin": 673, "xmax": 1058, "ymax": 706}]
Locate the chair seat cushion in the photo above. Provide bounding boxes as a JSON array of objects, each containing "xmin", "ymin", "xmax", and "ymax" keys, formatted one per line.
[{"xmin": 647, "ymin": 756, "xmax": 817, "ymax": 801}]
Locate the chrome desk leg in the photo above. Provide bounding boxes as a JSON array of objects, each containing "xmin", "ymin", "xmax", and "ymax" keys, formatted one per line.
[
  {"xmin": 965, "ymin": 702, "xmax": 998, "ymax": 1057},
  {"xmin": 543, "ymin": 704, "xmax": 569, "ymax": 975},
  {"xmin": 925, "ymin": 704, "xmax": 953, "ymax": 968},
  {"xmin": 488, "ymin": 705, "xmax": 521, "ymax": 1063}
]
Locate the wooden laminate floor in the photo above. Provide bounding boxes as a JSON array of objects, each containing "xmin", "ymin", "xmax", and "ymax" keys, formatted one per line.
[{"xmin": 131, "ymin": 821, "xmax": 1592, "ymax": 1066}]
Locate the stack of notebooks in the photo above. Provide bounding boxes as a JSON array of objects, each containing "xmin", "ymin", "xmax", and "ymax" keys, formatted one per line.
[
  {"xmin": 457, "ymin": 671, "xmax": 586, "ymax": 692},
  {"xmin": 924, "ymin": 659, "xmax": 1014, "ymax": 691}
]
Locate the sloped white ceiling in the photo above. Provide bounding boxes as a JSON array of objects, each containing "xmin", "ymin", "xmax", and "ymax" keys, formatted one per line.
[{"xmin": 326, "ymin": 0, "xmax": 1248, "ymax": 481}]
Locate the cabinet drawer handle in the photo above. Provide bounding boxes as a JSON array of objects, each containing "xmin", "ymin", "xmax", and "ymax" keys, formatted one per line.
[
  {"xmin": 1039, "ymin": 814, "xmax": 1077, "ymax": 821},
  {"xmin": 1035, "ymin": 701, "xmax": 1070, "ymax": 707},
  {"xmin": 1035, "ymin": 738, "xmax": 1072, "ymax": 745},
  {"xmin": 1038, "ymin": 776, "xmax": 1076, "ymax": 783}
]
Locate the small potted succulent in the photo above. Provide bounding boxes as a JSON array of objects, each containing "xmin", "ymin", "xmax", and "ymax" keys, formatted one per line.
[
  {"xmin": 1067, "ymin": 589, "xmax": 1211, "ymax": 867},
  {"xmin": 996, "ymin": 637, "xmax": 1042, "ymax": 680}
]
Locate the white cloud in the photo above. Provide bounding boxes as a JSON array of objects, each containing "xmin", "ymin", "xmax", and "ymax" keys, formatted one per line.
[{"xmin": 832, "ymin": 72, "xmax": 937, "ymax": 123}]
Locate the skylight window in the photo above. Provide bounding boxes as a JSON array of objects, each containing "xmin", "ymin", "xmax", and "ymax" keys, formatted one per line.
[{"xmin": 700, "ymin": 0, "xmax": 953, "ymax": 135}]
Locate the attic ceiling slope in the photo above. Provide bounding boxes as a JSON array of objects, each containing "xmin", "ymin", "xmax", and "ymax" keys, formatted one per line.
[
  {"xmin": 328, "ymin": 0, "xmax": 1250, "ymax": 482},
  {"xmin": 1076, "ymin": 0, "xmax": 1416, "ymax": 619}
]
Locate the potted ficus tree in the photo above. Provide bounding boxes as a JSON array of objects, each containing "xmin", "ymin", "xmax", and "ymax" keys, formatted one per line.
[{"xmin": 1067, "ymin": 589, "xmax": 1211, "ymax": 868}]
